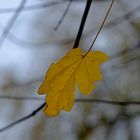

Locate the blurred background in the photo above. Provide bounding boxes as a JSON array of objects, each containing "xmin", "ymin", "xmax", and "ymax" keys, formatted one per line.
[{"xmin": 0, "ymin": 0, "xmax": 140, "ymax": 139}]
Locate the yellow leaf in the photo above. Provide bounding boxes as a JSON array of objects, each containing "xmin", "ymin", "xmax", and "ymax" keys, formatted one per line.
[
  {"xmin": 38, "ymin": 48, "xmax": 82, "ymax": 95},
  {"xmin": 38, "ymin": 48, "xmax": 109, "ymax": 116},
  {"xmin": 38, "ymin": 63, "xmax": 55, "ymax": 95},
  {"xmin": 75, "ymin": 51, "xmax": 104, "ymax": 95},
  {"xmin": 91, "ymin": 51, "xmax": 109, "ymax": 63},
  {"xmin": 43, "ymin": 75, "xmax": 75, "ymax": 116}
]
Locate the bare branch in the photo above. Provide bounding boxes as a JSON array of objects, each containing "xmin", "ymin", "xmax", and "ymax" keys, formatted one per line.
[
  {"xmin": 0, "ymin": 0, "xmax": 28, "ymax": 48},
  {"xmin": 1, "ymin": 97, "xmax": 140, "ymax": 133},
  {"xmin": 75, "ymin": 99, "xmax": 140, "ymax": 106},
  {"xmin": 0, "ymin": 102, "xmax": 46, "ymax": 132},
  {"xmin": 1, "ymin": 3, "xmax": 139, "ymax": 48},
  {"xmin": 54, "ymin": 0, "xmax": 73, "ymax": 30},
  {"xmin": 73, "ymin": 0, "xmax": 92, "ymax": 48},
  {"xmin": 0, "ymin": 1, "xmax": 65, "ymax": 14},
  {"xmin": 1, "ymin": 95, "xmax": 140, "ymax": 106},
  {"xmin": 0, "ymin": 95, "xmax": 43, "ymax": 101}
]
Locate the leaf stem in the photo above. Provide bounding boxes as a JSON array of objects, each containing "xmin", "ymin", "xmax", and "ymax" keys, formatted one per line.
[{"xmin": 85, "ymin": 0, "xmax": 115, "ymax": 55}]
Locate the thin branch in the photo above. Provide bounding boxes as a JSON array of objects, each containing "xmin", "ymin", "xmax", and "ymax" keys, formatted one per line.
[
  {"xmin": 1, "ymin": 97, "xmax": 140, "ymax": 133},
  {"xmin": 0, "ymin": 1, "xmax": 65, "ymax": 14},
  {"xmin": 73, "ymin": 0, "xmax": 93, "ymax": 48},
  {"xmin": 0, "ymin": 95, "xmax": 44, "ymax": 101},
  {"xmin": 54, "ymin": 0, "xmax": 73, "ymax": 30},
  {"xmin": 0, "ymin": 0, "xmax": 27, "ymax": 48},
  {"xmin": 0, "ymin": 102, "xmax": 46, "ymax": 132},
  {"xmin": 1, "ymin": 2, "xmax": 140, "ymax": 47},
  {"xmin": 1, "ymin": 95, "xmax": 140, "ymax": 106},
  {"xmin": 0, "ymin": 0, "xmax": 87, "ymax": 14},
  {"xmin": 75, "ymin": 99, "xmax": 140, "ymax": 106}
]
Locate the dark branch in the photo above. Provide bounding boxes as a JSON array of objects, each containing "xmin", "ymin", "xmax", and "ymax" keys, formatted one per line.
[
  {"xmin": 1, "ymin": 95, "xmax": 140, "ymax": 106},
  {"xmin": 1, "ymin": 96, "xmax": 140, "ymax": 132},
  {"xmin": 75, "ymin": 99, "xmax": 140, "ymax": 106},
  {"xmin": 73, "ymin": 0, "xmax": 92, "ymax": 48},
  {"xmin": 0, "ymin": 97, "xmax": 140, "ymax": 132},
  {"xmin": 0, "ymin": 102, "xmax": 46, "ymax": 132}
]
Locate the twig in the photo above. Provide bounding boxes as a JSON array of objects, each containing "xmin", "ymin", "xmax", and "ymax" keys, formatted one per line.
[
  {"xmin": 1, "ymin": 97, "xmax": 140, "ymax": 133},
  {"xmin": 0, "ymin": 1, "xmax": 65, "ymax": 14},
  {"xmin": 0, "ymin": 0, "xmax": 27, "ymax": 48},
  {"xmin": 54, "ymin": 0, "xmax": 73, "ymax": 30},
  {"xmin": 75, "ymin": 99, "xmax": 140, "ymax": 106},
  {"xmin": 0, "ymin": 102, "xmax": 46, "ymax": 132},
  {"xmin": 1, "ymin": 95, "xmax": 140, "ymax": 106},
  {"xmin": 73, "ymin": 0, "xmax": 93, "ymax": 48},
  {"xmin": 0, "ymin": 95, "xmax": 44, "ymax": 101}
]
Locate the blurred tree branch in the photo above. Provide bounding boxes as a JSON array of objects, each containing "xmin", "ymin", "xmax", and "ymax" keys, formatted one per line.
[
  {"xmin": 54, "ymin": 0, "xmax": 73, "ymax": 30},
  {"xmin": 0, "ymin": 102, "xmax": 46, "ymax": 132},
  {"xmin": 1, "ymin": 94, "xmax": 140, "ymax": 106},
  {"xmin": 0, "ymin": 1, "xmax": 65, "ymax": 14},
  {"xmin": 1, "ymin": 97, "xmax": 140, "ymax": 133},
  {"xmin": 0, "ymin": 0, "xmax": 28, "ymax": 48},
  {"xmin": 0, "ymin": 2, "xmax": 140, "ymax": 47}
]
